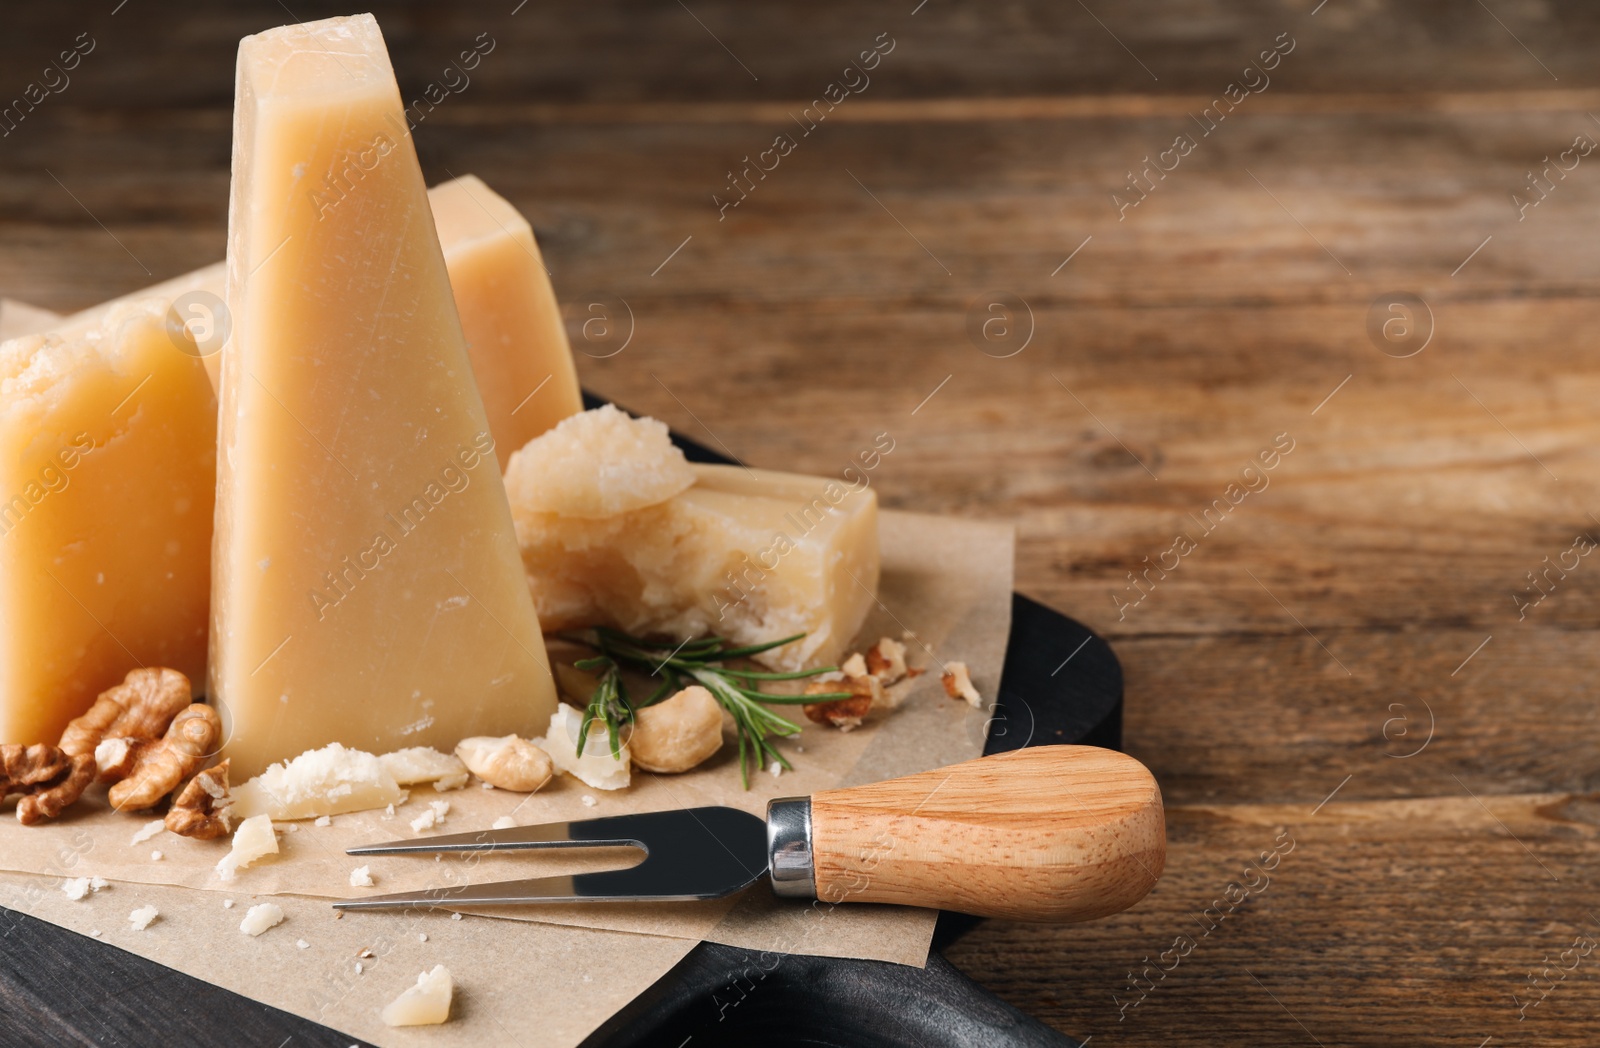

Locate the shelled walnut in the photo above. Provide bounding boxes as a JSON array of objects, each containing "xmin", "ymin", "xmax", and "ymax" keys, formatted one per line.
[
  {"xmin": 166, "ymin": 760, "xmax": 233, "ymax": 840},
  {"xmin": 60, "ymin": 667, "xmax": 192, "ymax": 760},
  {"xmin": 109, "ymin": 704, "xmax": 222, "ymax": 812},
  {"xmin": 802, "ymin": 677, "xmax": 877, "ymax": 732},
  {"xmin": 1, "ymin": 744, "xmax": 96, "ymax": 825}
]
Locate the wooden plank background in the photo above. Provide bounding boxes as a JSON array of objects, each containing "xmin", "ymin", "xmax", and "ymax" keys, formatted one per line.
[{"xmin": 5, "ymin": 1, "xmax": 1600, "ymax": 1044}]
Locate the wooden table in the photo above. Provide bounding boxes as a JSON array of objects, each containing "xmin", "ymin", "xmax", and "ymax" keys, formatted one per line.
[{"xmin": 5, "ymin": 2, "xmax": 1599, "ymax": 1044}]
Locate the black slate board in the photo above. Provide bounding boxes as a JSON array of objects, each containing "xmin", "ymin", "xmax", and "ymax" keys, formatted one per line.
[{"xmin": 0, "ymin": 406, "xmax": 1120, "ymax": 1048}]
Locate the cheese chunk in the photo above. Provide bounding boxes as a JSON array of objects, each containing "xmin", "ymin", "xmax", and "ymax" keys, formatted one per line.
[
  {"xmin": 507, "ymin": 411, "xmax": 879, "ymax": 671},
  {"xmin": 430, "ymin": 175, "xmax": 583, "ymax": 462},
  {"xmin": 382, "ymin": 965, "xmax": 454, "ymax": 1026},
  {"xmin": 232, "ymin": 743, "xmax": 406, "ymax": 820},
  {"xmin": 0, "ymin": 271, "xmax": 221, "ymax": 745},
  {"xmin": 214, "ymin": 15, "xmax": 557, "ymax": 777}
]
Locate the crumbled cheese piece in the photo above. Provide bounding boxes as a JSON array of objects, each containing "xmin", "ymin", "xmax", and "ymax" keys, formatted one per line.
[
  {"xmin": 381, "ymin": 964, "xmax": 454, "ymax": 1027},
  {"xmin": 239, "ymin": 902, "xmax": 285, "ymax": 937},
  {"xmin": 128, "ymin": 905, "xmax": 159, "ymax": 931},
  {"xmin": 481, "ymin": 781, "xmax": 495, "ymax": 790},
  {"xmin": 581, "ymin": 794, "xmax": 597, "ymax": 807},
  {"xmin": 89, "ymin": 929, "xmax": 100, "ymax": 937},
  {"xmin": 508, "ymin": 404, "xmax": 694, "ymax": 518},
  {"xmin": 150, "ymin": 851, "xmax": 163, "ymax": 862},
  {"xmin": 314, "ymin": 815, "xmax": 331, "ymax": 827},
  {"xmin": 355, "ymin": 962, "xmax": 365, "ymax": 975},
  {"xmin": 840, "ymin": 653, "xmax": 869, "ymax": 678},
  {"xmin": 130, "ymin": 819, "xmax": 164, "ymax": 846},
  {"xmin": 349, "ymin": 866, "xmax": 374, "ymax": 888},
  {"xmin": 216, "ymin": 814, "xmax": 279, "ymax": 882},
  {"xmin": 296, "ymin": 939, "xmax": 311, "ymax": 950},
  {"xmin": 941, "ymin": 661, "xmax": 982, "ymax": 708},
  {"xmin": 429, "ymin": 799, "xmax": 450, "ymax": 820},
  {"xmin": 223, "ymin": 899, "xmax": 236, "ymax": 909},
  {"xmin": 768, "ymin": 761, "xmax": 783, "ymax": 778},
  {"xmin": 385, "ymin": 803, "xmax": 395, "ymax": 816},
  {"xmin": 450, "ymin": 912, "xmax": 462, "ymax": 921},
  {"xmin": 539, "ymin": 706, "xmax": 629, "ymax": 790},
  {"xmin": 232, "ymin": 743, "xmax": 406, "ymax": 820},
  {"xmin": 491, "ymin": 815, "xmax": 516, "ymax": 830},
  {"xmin": 418, "ymin": 933, "xmax": 427, "ymax": 942},
  {"xmin": 378, "ymin": 747, "xmax": 470, "ymax": 792},
  {"xmin": 410, "ymin": 808, "xmax": 437, "ymax": 833},
  {"xmin": 62, "ymin": 877, "xmax": 103, "ymax": 901}
]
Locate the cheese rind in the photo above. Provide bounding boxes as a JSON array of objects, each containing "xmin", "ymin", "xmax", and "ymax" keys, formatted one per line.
[
  {"xmin": 214, "ymin": 15, "xmax": 557, "ymax": 777},
  {"xmin": 507, "ymin": 412, "xmax": 879, "ymax": 671},
  {"xmin": 431, "ymin": 175, "xmax": 583, "ymax": 461}
]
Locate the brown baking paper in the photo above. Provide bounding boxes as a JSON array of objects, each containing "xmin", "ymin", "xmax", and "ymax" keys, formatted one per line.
[{"xmin": 0, "ymin": 509, "xmax": 1013, "ymax": 1045}]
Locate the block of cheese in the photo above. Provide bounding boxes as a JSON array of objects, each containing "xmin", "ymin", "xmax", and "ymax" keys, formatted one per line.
[
  {"xmin": 0, "ymin": 176, "xmax": 569, "ymax": 750},
  {"xmin": 430, "ymin": 175, "xmax": 583, "ymax": 462},
  {"xmin": 214, "ymin": 14, "xmax": 557, "ymax": 777},
  {"xmin": 0, "ymin": 270, "xmax": 221, "ymax": 745},
  {"xmin": 506, "ymin": 407, "xmax": 880, "ymax": 671}
]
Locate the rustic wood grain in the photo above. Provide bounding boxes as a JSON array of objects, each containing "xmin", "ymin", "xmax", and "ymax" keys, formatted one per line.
[{"xmin": 5, "ymin": 1, "xmax": 1600, "ymax": 1044}]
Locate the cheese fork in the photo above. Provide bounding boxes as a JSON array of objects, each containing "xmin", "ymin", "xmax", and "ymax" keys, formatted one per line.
[{"xmin": 334, "ymin": 745, "xmax": 1165, "ymax": 923}]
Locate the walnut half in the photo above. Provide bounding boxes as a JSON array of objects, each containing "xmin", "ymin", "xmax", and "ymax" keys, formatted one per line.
[
  {"xmin": 60, "ymin": 667, "xmax": 192, "ymax": 760},
  {"xmin": 2, "ymin": 744, "xmax": 95, "ymax": 826},
  {"xmin": 109, "ymin": 704, "xmax": 222, "ymax": 812},
  {"xmin": 166, "ymin": 760, "xmax": 233, "ymax": 840}
]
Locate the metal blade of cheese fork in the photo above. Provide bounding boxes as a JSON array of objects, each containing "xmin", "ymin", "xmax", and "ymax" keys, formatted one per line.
[{"xmin": 334, "ymin": 806, "xmax": 770, "ymax": 910}]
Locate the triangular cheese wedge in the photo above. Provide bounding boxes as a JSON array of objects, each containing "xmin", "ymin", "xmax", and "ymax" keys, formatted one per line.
[
  {"xmin": 214, "ymin": 14, "xmax": 555, "ymax": 777},
  {"xmin": 430, "ymin": 175, "xmax": 582, "ymax": 463}
]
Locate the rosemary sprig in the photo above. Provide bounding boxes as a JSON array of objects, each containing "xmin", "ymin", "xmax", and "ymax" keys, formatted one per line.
[{"xmin": 560, "ymin": 628, "xmax": 852, "ymax": 788}]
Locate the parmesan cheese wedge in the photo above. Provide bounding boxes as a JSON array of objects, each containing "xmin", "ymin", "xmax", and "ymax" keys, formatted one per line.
[
  {"xmin": 431, "ymin": 175, "xmax": 583, "ymax": 462},
  {"xmin": 0, "ymin": 176, "xmax": 571, "ymax": 749},
  {"xmin": 213, "ymin": 15, "xmax": 557, "ymax": 777},
  {"xmin": 507, "ymin": 409, "xmax": 880, "ymax": 671}
]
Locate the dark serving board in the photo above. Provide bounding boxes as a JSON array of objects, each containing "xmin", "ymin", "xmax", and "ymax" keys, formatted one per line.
[{"xmin": 0, "ymin": 404, "xmax": 1122, "ymax": 1048}]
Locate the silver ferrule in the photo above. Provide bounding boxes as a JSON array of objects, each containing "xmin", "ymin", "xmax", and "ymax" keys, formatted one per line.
[{"xmin": 766, "ymin": 796, "xmax": 815, "ymax": 898}]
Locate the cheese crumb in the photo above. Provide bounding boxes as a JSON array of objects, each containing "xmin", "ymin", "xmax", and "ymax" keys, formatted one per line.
[
  {"xmin": 239, "ymin": 902, "xmax": 285, "ymax": 936},
  {"xmin": 61, "ymin": 877, "xmax": 109, "ymax": 901},
  {"xmin": 314, "ymin": 815, "xmax": 331, "ymax": 827},
  {"xmin": 350, "ymin": 865, "xmax": 375, "ymax": 888},
  {"xmin": 410, "ymin": 808, "xmax": 437, "ymax": 833},
  {"xmin": 128, "ymin": 905, "xmax": 159, "ymax": 931},
  {"xmin": 130, "ymin": 819, "xmax": 164, "ymax": 846},
  {"xmin": 491, "ymin": 815, "xmax": 516, "ymax": 830},
  {"xmin": 581, "ymin": 794, "xmax": 597, "ymax": 807},
  {"xmin": 430, "ymin": 799, "xmax": 450, "ymax": 820},
  {"xmin": 384, "ymin": 803, "xmax": 396, "ymax": 816},
  {"xmin": 356, "ymin": 961, "xmax": 365, "ymax": 975},
  {"xmin": 840, "ymin": 653, "xmax": 869, "ymax": 678},
  {"xmin": 768, "ymin": 761, "xmax": 783, "ymax": 778},
  {"xmin": 223, "ymin": 899, "xmax": 235, "ymax": 909},
  {"xmin": 150, "ymin": 851, "xmax": 163, "ymax": 862},
  {"xmin": 89, "ymin": 929, "xmax": 100, "ymax": 937},
  {"xmin": 381, "ymin": 964, "xmax": 454, "ymax": 1027},
  {"xmin": 216, "ymin": 814, "xmax": 278, "ymax": 882},
  {"xmin": 418, "ymin": 933, "xmax": 427, "ymax": 942},
  {"xmin": 296, "ymin": 939, "xmax": 311, "ymax": 950},
  {"xmin": 450, "ymin": 912, "xmax": 462, "ymax": 921}
]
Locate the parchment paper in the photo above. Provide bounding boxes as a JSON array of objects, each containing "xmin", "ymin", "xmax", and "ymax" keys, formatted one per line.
[{"xmin": 0, "ymin": 498, "xmax": 1014, "ymax": 1045}]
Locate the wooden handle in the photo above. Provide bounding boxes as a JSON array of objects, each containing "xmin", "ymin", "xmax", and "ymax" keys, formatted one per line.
[{"xmin": 808, "ymin": 745, "xmax": 1164, "ymax": 922}]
